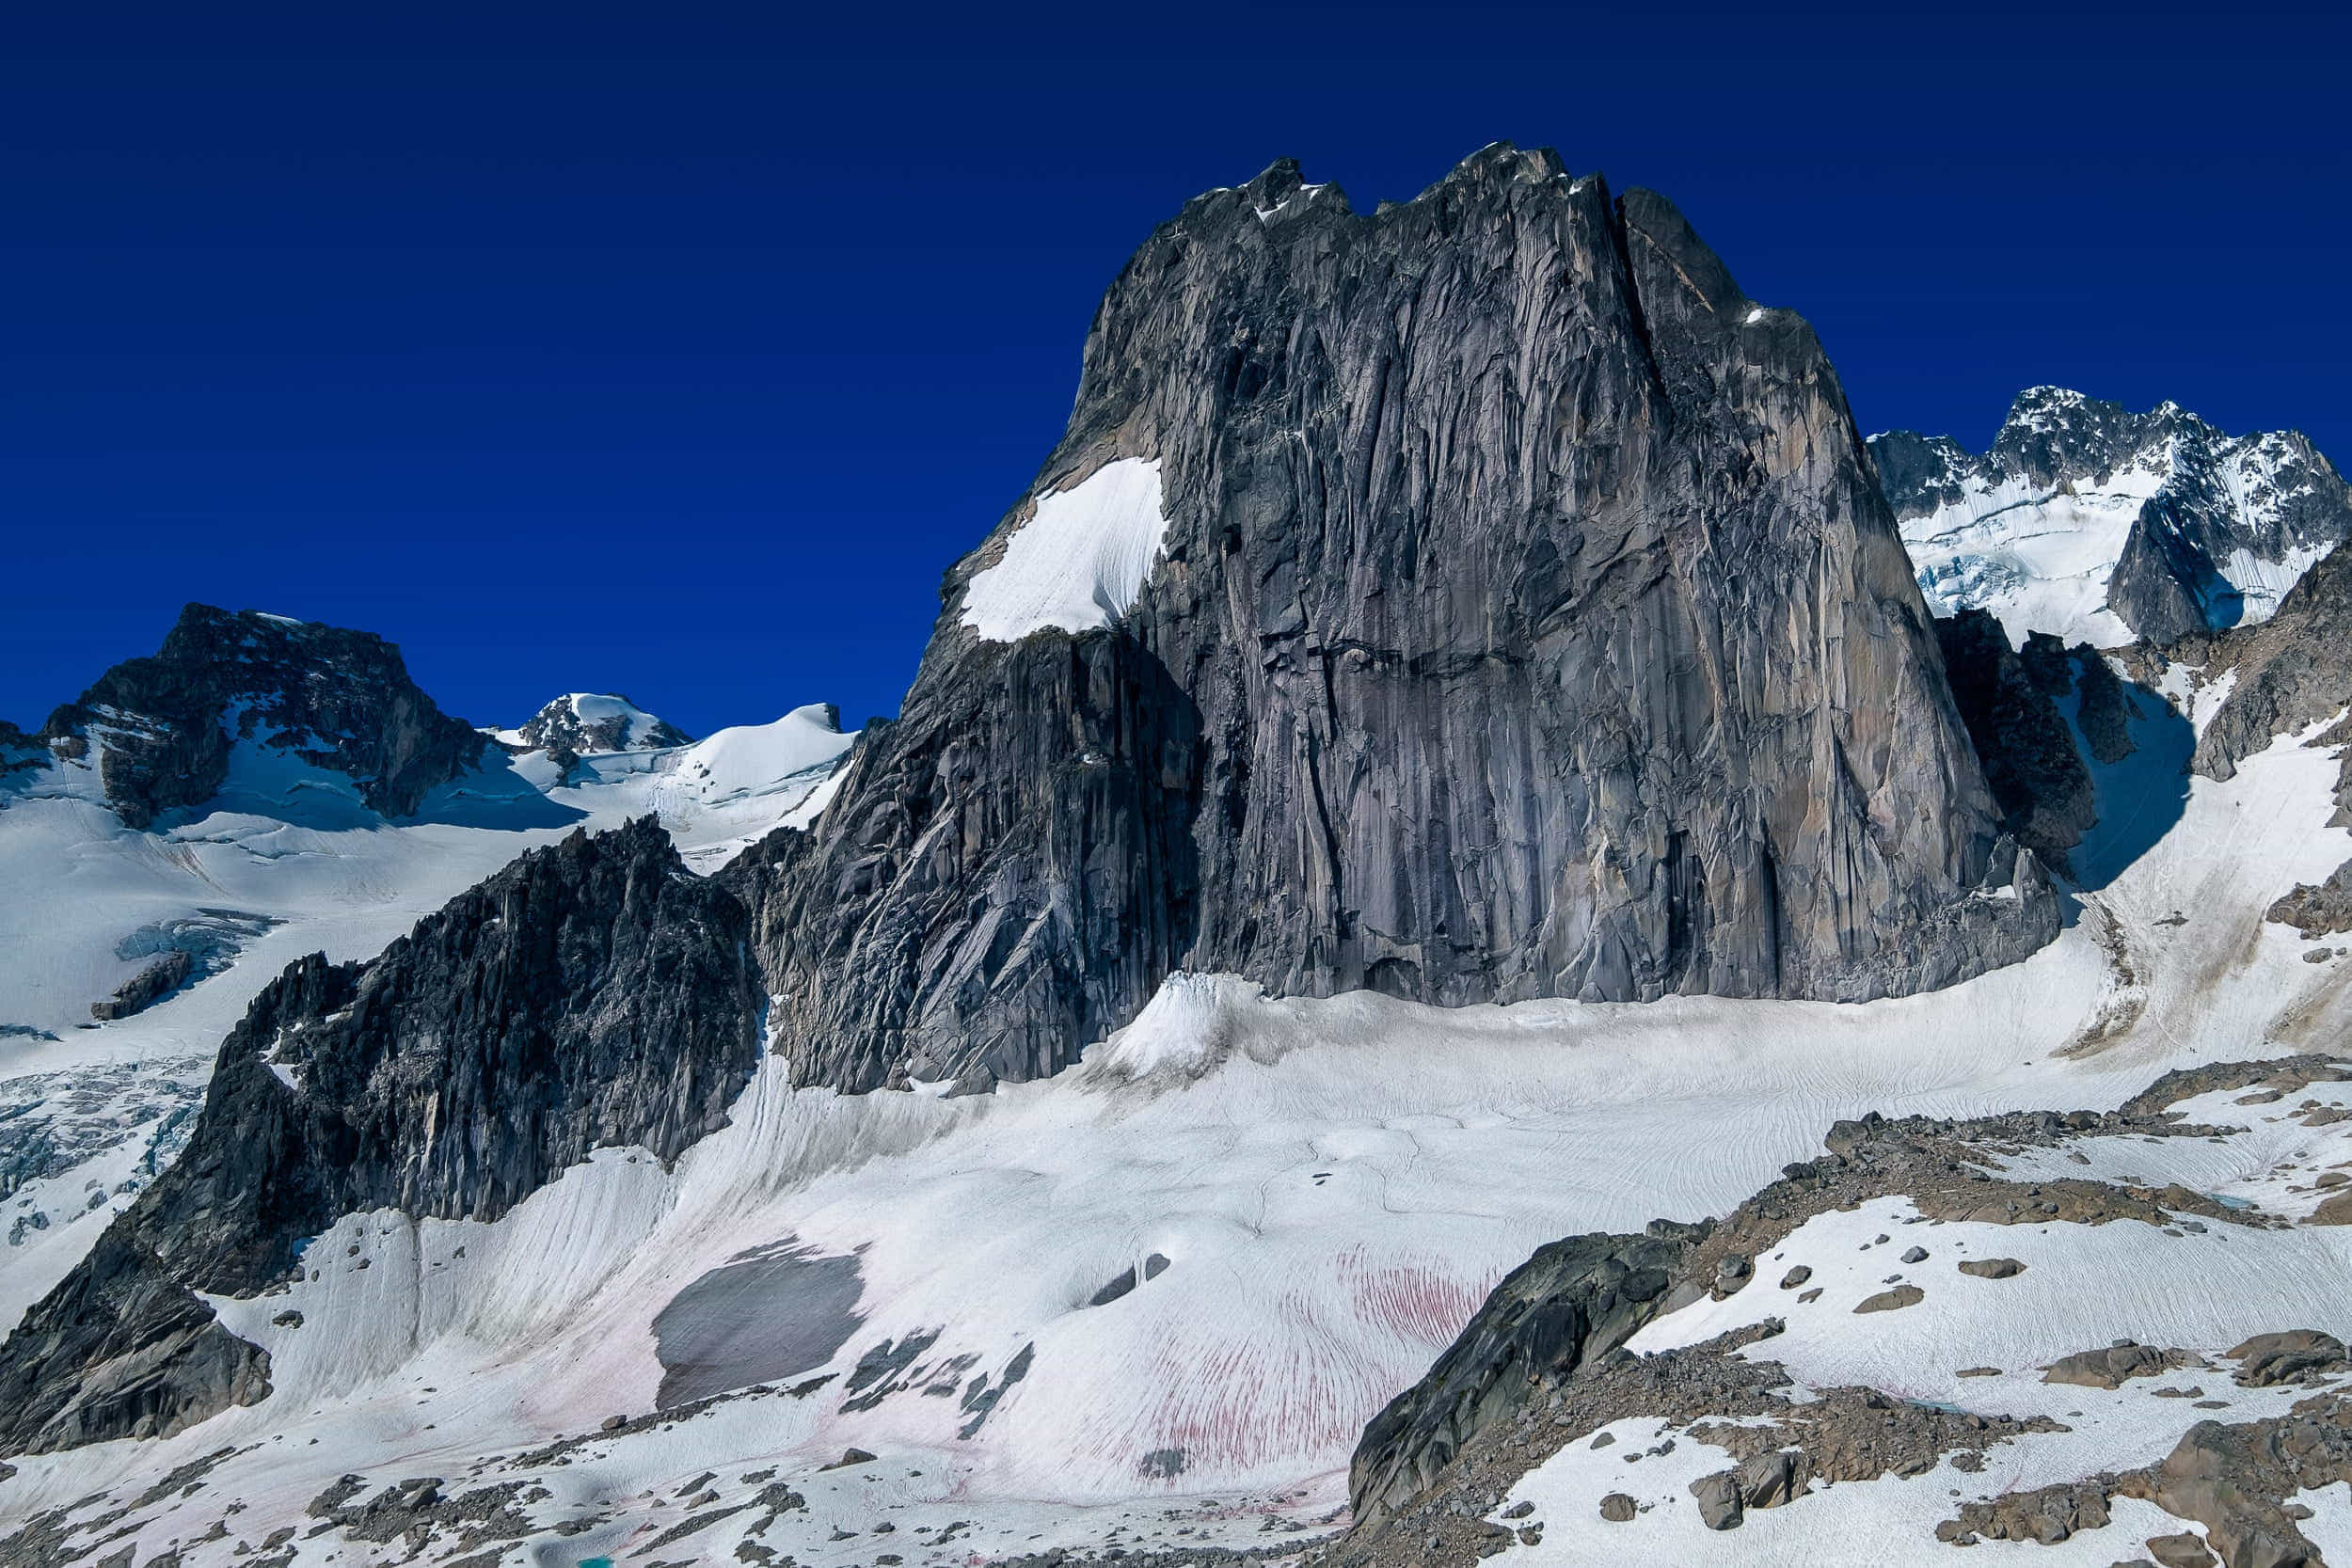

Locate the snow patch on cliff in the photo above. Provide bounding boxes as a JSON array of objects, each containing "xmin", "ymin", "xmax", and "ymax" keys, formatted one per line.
[{"xmin": 961, "ymin": 458, "xmax": 1169, "ymax": 641}]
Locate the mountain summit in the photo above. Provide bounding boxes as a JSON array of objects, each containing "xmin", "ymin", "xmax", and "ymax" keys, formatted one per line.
[
  {"xmin": 1872, "ymin": 388, "xmax": 2352, "ymax": 646},
  {"xmin": 24, "ymin": 604, "xmax": 484, "ymax": 828},
  {"xmin": 505, "ymin": 692, "xmax": 693, "ymax": 756},
  {"xmin": 732, "ymin": 143, "xmax": 2058, "ymax": 1093}
]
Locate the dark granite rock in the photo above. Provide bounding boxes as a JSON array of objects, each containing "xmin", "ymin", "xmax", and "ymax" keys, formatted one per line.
[
  {"xmin": 1934, "ymin": 609, "xmax": 2095, "ymax": 872},
  {"xmin": 0, "ymin": 719, "xmax": 43, "ymax": 777},
  {"xmin": 2042, "ymin": 1341, "xmax": 2193, "ymax": 1389},
  {"xmin": 1873, "ymin": 388, "xmax": 2352, "ymax": 645},
  {"xmin": 37, "ymin": 605, "xmax": 484, "ymax": 828},
  {"xmin": 514, "ymin": 693, "xmax": 692, "ymax": 755},
  {"xmin": 1347, "ymin": 1219, "xmax": 1703, "ymax": 1528},
  {"xmin": 2187, "ymin": 541, "xmax": 2352, "ymax": 823},
  {"xmin": 1690, "ymin": 1469, "xmax": 1744, "ymax": 1530},
  {"xmin": 89, "ymin": 950, "xmax": 192, "ymax": 1022},
  {"xmin": 2226, "ymin": 1330, "xmax": 2347, "ymax": 1387},
  {"xmin": 735, "ymin": 145, "xmax": 2057, "ymax": 1094},
  {"xmin": 0, "ymin": 817, "xmax": 761, "ymax": 1456},
  {"xmin": 2267, "ymin": 862, "xmax": 2352, "ymax": 939}
]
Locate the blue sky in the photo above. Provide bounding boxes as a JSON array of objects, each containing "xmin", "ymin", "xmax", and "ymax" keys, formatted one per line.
[{"xmin": 3, "ymin": 1, "xmax": 2346, "ymax": 737}]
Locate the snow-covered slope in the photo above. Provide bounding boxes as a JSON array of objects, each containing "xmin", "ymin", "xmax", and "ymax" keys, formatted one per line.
[
  {"xmin": 0, "ymin": 622, "xmax": 856, "ymax": 1356},
  {"xmin": 1871, "ymin": 388, "xmax": 2352, "ymax": 646},
  {"xmin": 8, "ymin": 636, "xmax": 2348, "ymax": 1566}
]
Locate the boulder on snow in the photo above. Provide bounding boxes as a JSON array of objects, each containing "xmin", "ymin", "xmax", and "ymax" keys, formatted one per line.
[
  {"xmin": 1854, "ymin": 1285, "xmax": 1925, "ymax": 1314},
  {"xmin": 2144, "ymin": 1530, "xmax": 2217, "ymax": 1568},
  {"xmin": 1735, "ymin": 1449, "xmax": 1810, "ymax": 1509},
  {"xmin": 2227, "ymin": 1330, "xmax": 2348, "ymax": 1386},
  {"xmin": 2042, "ymin": 1341, "xmax": 2189, "ymax": 1389},
  {"xmin": 1690, "ymin": 1469, "xmax": 1744, "ymax": 1530}
]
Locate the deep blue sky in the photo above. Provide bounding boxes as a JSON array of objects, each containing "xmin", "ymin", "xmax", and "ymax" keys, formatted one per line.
[{"xmin": 4, "ymin": 2, "xmax": 2346, "ymax": 737}]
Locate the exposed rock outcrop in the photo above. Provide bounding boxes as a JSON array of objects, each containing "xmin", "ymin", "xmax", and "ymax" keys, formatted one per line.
[
  {"xmin": 88, "ymin": 950, "xmax": 193, "ymax": 1022},
  {"xmin": 736, "ymin": 144, "xmax": 2057, "ymax": 1093},
  {"xmin": 1348, "ymin": 1222, "xmax": 1703, "ymax": 1528},
  {"xmin": 2180, "ymin": 541, "xmax": 2352, "ymax": 814},
  {"xmin": 2267, "ymin": 862, "xmax": 2352, "ymax": 939},
  {"xmin": 1329, "ymin": 1066, "xmax": 2280, "ymax": 1558},
  {"xmin": 0, "ymin": 817, "xmax": 761, "ymax": 1456},
  {"xmin": 512, "ymin": 692, "xmax": 692, "ymax": 756},
  {"xmin": 1933, "ymin": 609, "xmax": 2096, "ymax": 872},
  {"xmin": 33, "ymin": 604, "xmax": 485, "ymax": 827}
]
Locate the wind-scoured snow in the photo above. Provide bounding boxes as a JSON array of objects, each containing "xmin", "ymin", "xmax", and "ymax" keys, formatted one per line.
[{"xmin": 960, "ymin": 457, "xmax": 1169, "ymax": 641}]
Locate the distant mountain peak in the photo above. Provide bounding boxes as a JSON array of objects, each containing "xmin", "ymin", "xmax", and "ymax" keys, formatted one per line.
[
  {"xmin": 34, "ymin": 603, "xmax": 483, "ymax": 828},
  {"xmin": 1872, "ymin": 391, "xmax": 2352, "ymax": 646},
  {"xmin": 507, "ymin": 692, "xmax": 692, "ymax": 756}
]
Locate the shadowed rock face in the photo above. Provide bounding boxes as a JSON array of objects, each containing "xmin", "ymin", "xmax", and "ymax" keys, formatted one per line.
[
  {"xmin": 0, "ymin": 817, "xmax": 761, "ymax": 1457},
  {"xmin": 35, "ymin": 604, "xmax": 485, "ymax": 828},
  {"xmin": 735, "ymin": 144, "xmax": 2057, "ymax": 1093},
  {"xmin": 1933, "ymin": 610, "xmax": 2095, "ymax": 874}
]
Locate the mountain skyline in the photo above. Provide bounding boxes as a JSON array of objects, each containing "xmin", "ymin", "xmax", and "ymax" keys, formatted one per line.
[
  {"xmin": 4, "ymin": 1, "xmax": 2349, "ymax": 738},
  {"xmin": 8, "ymin": 113, "xmax": 2352, "ymax": 1564}
]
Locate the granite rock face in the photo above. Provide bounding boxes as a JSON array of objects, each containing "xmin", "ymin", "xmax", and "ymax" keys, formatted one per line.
[
  {"xmin": 33, "ymin": 604, "xmax": 485, "ymax": 828},
  {"xmin": 2184, "ymin": 542, "xmax": 2352, "ymax": 810},
  {"xmin": 0, "ymin": 816, "xmax": 761, "ymax": 1456},
  {"xmin": 1347, "ymin": 1221, "xmax": 1702, "ymax": 1528},
  {"xmin": 737, "ymin": 144, "xmax": 2058, "ymax": 1093},
  {"xmin": 1875, "ymin": 388, "xmax": 2352, "ymax": 646}
]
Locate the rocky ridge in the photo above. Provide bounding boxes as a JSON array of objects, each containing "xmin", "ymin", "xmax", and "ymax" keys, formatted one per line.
[
  {"xmin": 732, "ymin": 142, "xmax": 2058, "ymax": 1095},
  {"xmin": 0, "ymin": 816, "xmax": 761, "ymax": 1457},
  {"xmin": 1873, "ymin": 388, "xmax": 2352, "ymax": 646},
  {"xmin": 1320, "ymin": 1056, "xmax": 2352, "ymax": 1568},
  {"xmin": 509, "ymin": 692, "xmax": 693, "ymax": 761}
]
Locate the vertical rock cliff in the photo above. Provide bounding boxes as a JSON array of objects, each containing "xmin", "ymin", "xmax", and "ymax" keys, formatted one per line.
[{"xmin": 735, "ymin": 144, "xmax": 2058, "ymax": 1093}]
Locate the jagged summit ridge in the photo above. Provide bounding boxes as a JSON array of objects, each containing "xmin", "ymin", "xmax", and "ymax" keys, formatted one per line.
[
  {"xmin": 1872, "ymin": 388, "xmax": 2352, "ymax": 646},
  {"xmin": 0, "ymin": 816, "xmax": 759, "ymax": 1455},
  {"xmin": 733, "ymin": 143, "xmax": 2058, "ymax": 1094}
]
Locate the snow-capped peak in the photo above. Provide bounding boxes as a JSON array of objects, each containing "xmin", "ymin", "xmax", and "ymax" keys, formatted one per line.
[
  {"xmin": 1872, "ymin": 388, "xmax": 2352, "ymax": 646},
  {"xmin": 506, "ymin": 692, "xmax": 692, "ymax": 754}
]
